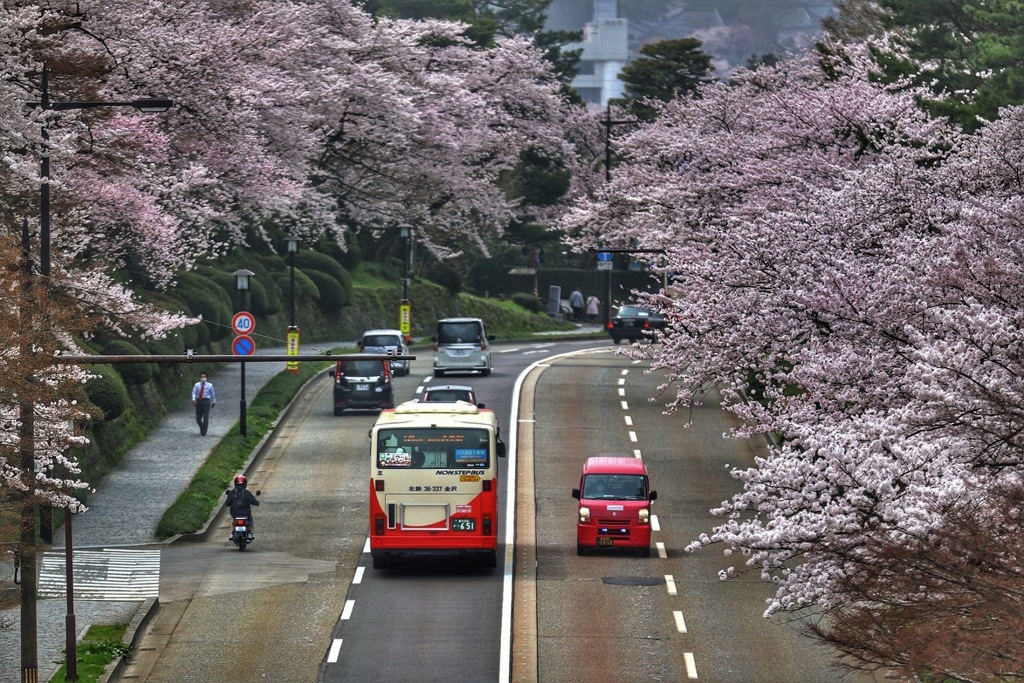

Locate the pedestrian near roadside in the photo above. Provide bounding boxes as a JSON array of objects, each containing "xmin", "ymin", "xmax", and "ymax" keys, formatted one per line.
[
  {"xmin": 191, "ymin": 371, "xmax": 216, "ymax": 435},
  {"xmin": 586, "ymin": 293, "xmax": 601, "ymax": 324},
  {"xmin": 569, "ymin": 286, "xmax": 585, "ymax": 322}
]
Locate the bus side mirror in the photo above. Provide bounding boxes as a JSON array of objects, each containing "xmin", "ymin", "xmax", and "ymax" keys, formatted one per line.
[{"xmin": 496, "ymin": 440, "xmax": 507, "ymax": 458}]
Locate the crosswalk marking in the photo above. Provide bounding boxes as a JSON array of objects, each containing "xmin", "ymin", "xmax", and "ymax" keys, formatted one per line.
[{"xmin": 38, "ymin": 548, "xmax": 160, "ymax": 600}]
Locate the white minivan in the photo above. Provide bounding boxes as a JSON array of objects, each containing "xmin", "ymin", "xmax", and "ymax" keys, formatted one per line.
[{"xmin": 432, "ymin": 317, "xmax": 494, "ymax": 377}]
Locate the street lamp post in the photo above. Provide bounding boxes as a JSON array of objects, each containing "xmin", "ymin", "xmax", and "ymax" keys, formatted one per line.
[
  {"xmin": 21, "ymin": 63, "xmax": 173, "ymax": 683},
  {"xmin": 284, "ymin": 235, "xmax": 301, "ymax": 374},
  {"xmin": 285, "ymin": 234, "xmax": 300, "ymax": 328},
  {"xmin": 233, "ymin": 268, "xmax": 254, "ymax": 437},
  {"xmin": 398, "ymin": 224, "xmax": 413, "ymax": 343}
]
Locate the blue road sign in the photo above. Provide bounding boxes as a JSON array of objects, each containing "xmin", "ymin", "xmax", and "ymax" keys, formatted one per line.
[
  {"xmin": 597, "ymin": 251, "xmax": 613, "ymax": 262},
  {"xmin": 232, "ymin": 335, "xmax": 256, "ymax": 356}
]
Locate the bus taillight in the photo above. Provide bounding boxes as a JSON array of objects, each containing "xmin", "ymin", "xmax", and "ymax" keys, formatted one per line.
[
  {"xmin": 375, "ymin": 479, "xmax": 384, "ymax": 491},
  {"xmin": 482, "ymin": 479, "xmax": 493, "ymax": 492},
  {"xmin": 374, "ymin": 514, "xmax": 385, "ymax": 535},
  {"xmin": 482, "ymin": 514, "xmax": 492, "ymax": 536}
]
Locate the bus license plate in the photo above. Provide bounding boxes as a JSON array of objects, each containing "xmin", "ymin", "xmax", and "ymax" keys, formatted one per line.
[
  {"xmin": 452, "ymin": 518, "xmax": 475, "ymax": 531},
  {"xmin": 597, "ymin": 537, "xmax": 614, "ymax": 546}
]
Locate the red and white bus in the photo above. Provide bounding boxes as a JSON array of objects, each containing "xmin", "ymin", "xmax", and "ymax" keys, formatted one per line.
[{"xmin": 369, "ymin": 401, "xmax": 507, "ymax": 569}]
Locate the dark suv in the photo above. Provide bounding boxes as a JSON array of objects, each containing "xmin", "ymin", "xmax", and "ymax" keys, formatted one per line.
[{"xmin": 329, "ymin": 359, "xmax": 394, "ymax": 415}]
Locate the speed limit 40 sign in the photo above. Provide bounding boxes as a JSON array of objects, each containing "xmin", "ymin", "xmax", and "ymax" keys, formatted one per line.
[{"xmin": 231, "ymin": 311, "xmax": 256, "ymax": 336}]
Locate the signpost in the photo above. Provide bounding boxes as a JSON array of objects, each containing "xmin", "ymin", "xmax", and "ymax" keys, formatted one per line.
[
  {"xmin": 231, "ymin": 311, "xmax": 256, "ymax": 436},
  {"xmin": 286, "ymin": 326, "xmax": 300, "ymax": 374},
  {"xmin": 399, "ymin": 300, "xmax": 411, "ymax": 342},
  {"xmin": 597, "ymin": 251, "xmax": 613, "ymax": 271}
]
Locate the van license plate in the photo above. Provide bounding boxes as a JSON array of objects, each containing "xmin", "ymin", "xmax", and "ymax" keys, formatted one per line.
[
  {"xmin": 597, "ymin": 537, "xmax": 613, "ymax": 546},
  {"xmin": 355, "ymin": 384, "xmax": 369, "ymax": 391}
]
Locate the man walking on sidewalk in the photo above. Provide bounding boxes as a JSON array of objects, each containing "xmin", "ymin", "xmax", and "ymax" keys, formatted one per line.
[{"xmin": 191, "ymin": 371, "xmax": 216, "ymax": 435}]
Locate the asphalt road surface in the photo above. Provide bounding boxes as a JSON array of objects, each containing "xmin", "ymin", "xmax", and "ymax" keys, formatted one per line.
[{"xmin": 120, "ymin": 338, "xmax": 884, "ymax": 682}]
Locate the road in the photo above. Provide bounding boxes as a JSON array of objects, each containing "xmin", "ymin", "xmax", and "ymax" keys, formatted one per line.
[{"xmin": 120, "ymin": 338, "xmax": 877, "ymax": 682}]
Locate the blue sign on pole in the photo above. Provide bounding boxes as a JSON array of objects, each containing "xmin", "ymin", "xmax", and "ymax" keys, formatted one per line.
[{"xmin": 597, "ymin": 251, "xmax": 612, "ymax": 262}]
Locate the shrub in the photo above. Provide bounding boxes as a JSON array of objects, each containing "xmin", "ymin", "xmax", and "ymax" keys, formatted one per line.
[
  {"xmin": 85, "ymin": 365, "xmax": 130, "ymax": 420},
  {"xmin": 102, "ymin": 340, "xmax": 154, "ymax": 386},
  {"xmin": 510, "ymin": 292, "xmax": 544, "ymax": 313},
  {"xmin": 426, "ymin": 261, "xmax": 462, "ymax": 295},
  {"xmin": 304, "ymin": 269, "xmax": 348, "ymax": 310}
]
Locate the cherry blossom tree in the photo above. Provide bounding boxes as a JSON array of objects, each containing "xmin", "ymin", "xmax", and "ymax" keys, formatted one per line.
[
  {"xmin": 561, "ymin": 38, "xmax": 1024, "ymax": 676},
  {"xmin": 0, "ymin": 0, "xmax": 577, "ymax": 507}
]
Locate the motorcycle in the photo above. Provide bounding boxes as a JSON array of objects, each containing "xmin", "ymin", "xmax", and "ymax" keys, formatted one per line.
[{"xmin": 227, "ymin": 489, "xmax": 261, "ymax": 551}]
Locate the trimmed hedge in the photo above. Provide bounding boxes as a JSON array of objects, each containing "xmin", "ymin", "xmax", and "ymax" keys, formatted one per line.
[
  {"xmin": 102, "ymin": 340, "xmax": 153, "ymax": 386},
  {"xmin": 85, "ymin": 365, "xmax": 130, "ymax": 420}
]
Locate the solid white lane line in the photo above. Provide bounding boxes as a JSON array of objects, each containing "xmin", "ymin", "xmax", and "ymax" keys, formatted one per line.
[
  {"xmin": 629, "ymin": 431, "xmax": 638, "ymax": 442},
  {"xmin": 498, "ymin": 347, "xmax": 522, "ymax": 353},
  {"xmin": 651, "ymin": 515, "xmax": 660, "ymax": 532},
  {"xmin": 624, "ymin": 415, "xmax": 633, "ymax": 426},
  {"xmin": 684, "ymin": 653, "xmax": 698, "ymax": 679},
  {"xmin": 327, "ymin": 639, "xmax": 343, "ymax": 663},
  {"xmin": 340, "ymin": 600, "xmax": 355, "ymax": 621},
  {"xmin": 353, "ymin": 566, "xmax": 365, "ymax": 584},
  {"xmin": 673, "ymin": 610, "xmax": 687, "ymax": 633},
  {"xmin": 656, "ymin": 542, "xmax": 667, "ymax": 559},
  {"xmin": 620, "ymin": 400, "xmax": 628, "ymax": 410},
  {"xmin": 665, "ymin": 574, "xmax": 677, "ymax": 595},
  {"xmin": 362, "ymin": 537, "xmax": 371, "ymax": 553}
]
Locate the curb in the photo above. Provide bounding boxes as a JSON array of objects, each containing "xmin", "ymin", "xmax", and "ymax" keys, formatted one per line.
[{"xmin": 99, "ymin": 596, "xmax": 158, "ymax": 683}]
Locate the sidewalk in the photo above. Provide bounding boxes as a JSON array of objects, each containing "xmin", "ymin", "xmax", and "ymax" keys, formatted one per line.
[{"xmin": 0, "ymin": 339, "xmax": 345, "ymax": 683}]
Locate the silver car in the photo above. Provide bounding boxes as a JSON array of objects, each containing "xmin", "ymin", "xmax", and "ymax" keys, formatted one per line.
[
  {"xmin": 432, "ymin": 317, "xmax": 493, "ymax": 377},
  {"xmin": 358, "ymin": 329, "xmax": 411, "ymax": 376}
]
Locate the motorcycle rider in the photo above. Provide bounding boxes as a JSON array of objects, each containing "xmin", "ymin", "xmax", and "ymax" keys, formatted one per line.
[{"xmin": 226, "ymin": 474, "xmax": 260, "ymax": 541}]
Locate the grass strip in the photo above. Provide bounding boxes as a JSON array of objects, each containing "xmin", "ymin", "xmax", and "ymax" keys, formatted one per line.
[
  {"xmin": 48, "ymin": 623, "xmax": 129, "ymax": 683},
  {"xmin": 155, "ymin": 355, "xmax": 337, "ymax": 539}
]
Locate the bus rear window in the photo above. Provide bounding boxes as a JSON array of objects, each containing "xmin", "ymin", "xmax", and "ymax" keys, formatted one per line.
[{"xmin": 376, "ymin": 428, "xmax": 490, "ymax": 469}]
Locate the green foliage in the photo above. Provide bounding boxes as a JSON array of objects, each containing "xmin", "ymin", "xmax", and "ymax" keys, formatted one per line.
[
  {"xmin": 102, "ymin": 340, "xmax": 154, "ymax": 386},
  {"xmin": 173, "ymin": 271, "xmax": 234, "ymax": 342},
  {"xmin": 615, "ymin": 37, "xmax": 715, "ymax": 121},
  {"xmin": 510, "ymin": 292, "xmax": 544, "ymax": 312},
  {"xmin": 303, "ymin": 269, "xmax": 348, "ymax": 310},
  {"xmin": 84, "ymin": 365, "xmax": 130, "ymax": 421},
  {"xmin": 871, "ymin": 0, "xmax": 1024, "ymax": 131},
  {"xmin": 426, "ymin": 261, "xmax": 463, "ymax": 295},
  {"xmin": 49, "ymin": 624, "xmax": 130, "ymax": 683}
]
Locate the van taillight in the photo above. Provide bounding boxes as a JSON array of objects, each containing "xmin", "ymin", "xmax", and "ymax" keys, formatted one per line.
[
  {"xmin": 433, "ymin": 340, "xmax": 439, "ymax": 351},
  {"xmin": 480, "ymin": 336, "xmax": 488, "ymax": 350},
  {"xmin": 382, "ymin": 362, "xmax": 391, "ymax": 384}
]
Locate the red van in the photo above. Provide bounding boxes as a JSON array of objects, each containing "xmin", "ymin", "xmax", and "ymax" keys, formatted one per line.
[{"xmin": 572, "ymin": 456, "xmax": 658, "ymax": 557}]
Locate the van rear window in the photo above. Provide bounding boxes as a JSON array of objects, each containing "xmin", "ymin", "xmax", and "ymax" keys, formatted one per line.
[
  {"xmin": 363, "ymin": 335, "xmax": 400, "ymax": 347},
  {"xmin": 436, "ymin": 322, "xmax": 482, "ymax": 344}
]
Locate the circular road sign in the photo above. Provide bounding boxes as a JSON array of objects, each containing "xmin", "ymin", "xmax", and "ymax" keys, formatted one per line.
[
  {"xmin": 231, "ymin": 311, "xmax": 256, "ymax": 336},
  {"xmin": 232, "ymin": 334, "xmax": 256, "ymax": 356}
]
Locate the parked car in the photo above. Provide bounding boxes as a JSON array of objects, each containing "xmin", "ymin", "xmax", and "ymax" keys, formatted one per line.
[
  {"xmin": 420, "ymin": 384, "xmax": 483, "ymax": 408},
  {"xmin": 358, "ymin": 329, "xmax": 411, "ymax": 376},
  {"xmin": 329, "ymin": 358, "xmax": 394, "ymax": 415},
  {"xmin": 606, "ymin": 305, "xmax": 666, "ymax": 344},
  {"xmin": 432, "ymin": 317, "xmax": 494, "ymax": 377}
]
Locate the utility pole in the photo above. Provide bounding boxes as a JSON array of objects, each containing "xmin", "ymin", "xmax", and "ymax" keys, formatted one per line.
[{"xmin": 599, "ymin": 102, "xmax": 638, "ymax": 325}]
